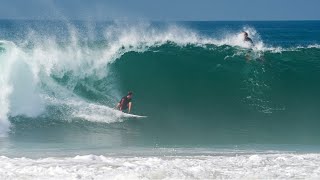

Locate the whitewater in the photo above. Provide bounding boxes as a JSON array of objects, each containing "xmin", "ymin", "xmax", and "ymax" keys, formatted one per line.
[{"xmin": 1, "ymin": 153, "xmax": 320, "ymax": 179}]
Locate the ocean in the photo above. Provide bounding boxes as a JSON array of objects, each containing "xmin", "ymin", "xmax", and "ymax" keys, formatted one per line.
[{"xmin": 0, "ymin": 20, "xmax": 320, "ymax": 179}]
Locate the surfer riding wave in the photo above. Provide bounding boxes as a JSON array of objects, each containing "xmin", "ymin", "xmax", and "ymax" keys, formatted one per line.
[{"xmin": 116, "ymin": 92, "xmax": 133, "ymax": 113}]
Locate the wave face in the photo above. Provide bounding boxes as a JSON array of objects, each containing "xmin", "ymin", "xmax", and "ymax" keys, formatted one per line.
[{"xmin": 0, "ymin": 20, "xmax": 320, "ymax": 150}]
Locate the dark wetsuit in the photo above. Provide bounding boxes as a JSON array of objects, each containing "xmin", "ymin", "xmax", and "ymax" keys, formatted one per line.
[
  {"xmin": 245, "ymin": 37, "xmax": 253, "ymax": 45},
  {"xmin": 119, "ymin": 96, "xmax": 131, "ymax": 110}
]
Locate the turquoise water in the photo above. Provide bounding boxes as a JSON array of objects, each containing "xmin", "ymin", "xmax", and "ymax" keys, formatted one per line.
[{"xmin": 0, "ymin": 21, "xmax": 320, "ymax": 156}]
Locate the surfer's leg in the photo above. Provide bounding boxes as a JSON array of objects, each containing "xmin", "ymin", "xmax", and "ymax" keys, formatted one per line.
[{"xmin": 116, "ymin": 103, "xmax": 120, "ymax": 109}]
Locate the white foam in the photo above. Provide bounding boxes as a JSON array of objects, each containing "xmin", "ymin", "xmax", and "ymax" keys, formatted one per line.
[
  {"xmin": 1, "ymin": 153, "xmax": 320, "ymax": 179},
  {"xmin": 0, "ymin": 40, "xmax": 46, "ymax": 136},
  {"xmin": 9, "ymin": 57, "xmax": 44, "ymax": 117},
  {"xmin": 0, "ymin": 41, "xmax": 17, "ymax": 136},
  {"xmin": 307, "ymin": 44, "xmax": 320, "ymax": 49}
]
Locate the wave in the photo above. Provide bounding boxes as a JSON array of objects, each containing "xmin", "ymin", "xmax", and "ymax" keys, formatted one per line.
[{"xmin": 1, "ymin": 22, "xmax": 320, "ymax": 136}]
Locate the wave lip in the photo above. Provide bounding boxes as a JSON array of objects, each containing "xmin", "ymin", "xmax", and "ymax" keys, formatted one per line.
[{"xmin": 1, "ymin": 153, "xmax": 320, "ymax": 179}]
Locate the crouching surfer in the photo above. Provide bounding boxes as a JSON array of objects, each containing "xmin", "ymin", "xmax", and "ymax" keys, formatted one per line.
[{"xmin": 116, "ymin": 92, "xmax": 133, "ymax": 113}]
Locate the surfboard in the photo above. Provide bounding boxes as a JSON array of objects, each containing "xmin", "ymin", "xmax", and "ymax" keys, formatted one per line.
[
  {"xmin": 114, "ymin": 109, "xmax": 147, "ymax": 118},
  {"xmin": 122, "ymin": 112, "xmax": 147, "ymax": 118}
]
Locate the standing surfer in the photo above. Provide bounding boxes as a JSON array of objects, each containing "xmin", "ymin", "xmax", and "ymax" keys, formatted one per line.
[
  {"xmin": 242, "ymin": 31, "xmax": 256, "ymax": 61},
  {"xmin": 243, "ymin": 31, "xmax": 253, "ymax": 45},
  {"xmin": 116, "ymin": 92, "xmax": 133, "ymax": 113}
]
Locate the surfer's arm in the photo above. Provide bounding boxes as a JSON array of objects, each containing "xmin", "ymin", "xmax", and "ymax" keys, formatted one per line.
[{"xmin": 128, "ymin": 102, "xmax": 132, "ymax": 113}]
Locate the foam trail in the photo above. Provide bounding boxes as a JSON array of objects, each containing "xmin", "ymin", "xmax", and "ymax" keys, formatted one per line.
[{"xmin": 43, "ymin": 95, "xmax": 143, "ymax": 123}]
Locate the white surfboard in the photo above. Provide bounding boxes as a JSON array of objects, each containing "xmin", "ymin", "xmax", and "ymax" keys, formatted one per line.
[
  {"xmin": 122, "ymin": 112, "xmax": 147, "ymax": 118},
  {"xmin": 114, "ymin": 109, "xmax": 147, "ymax": 118}
]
